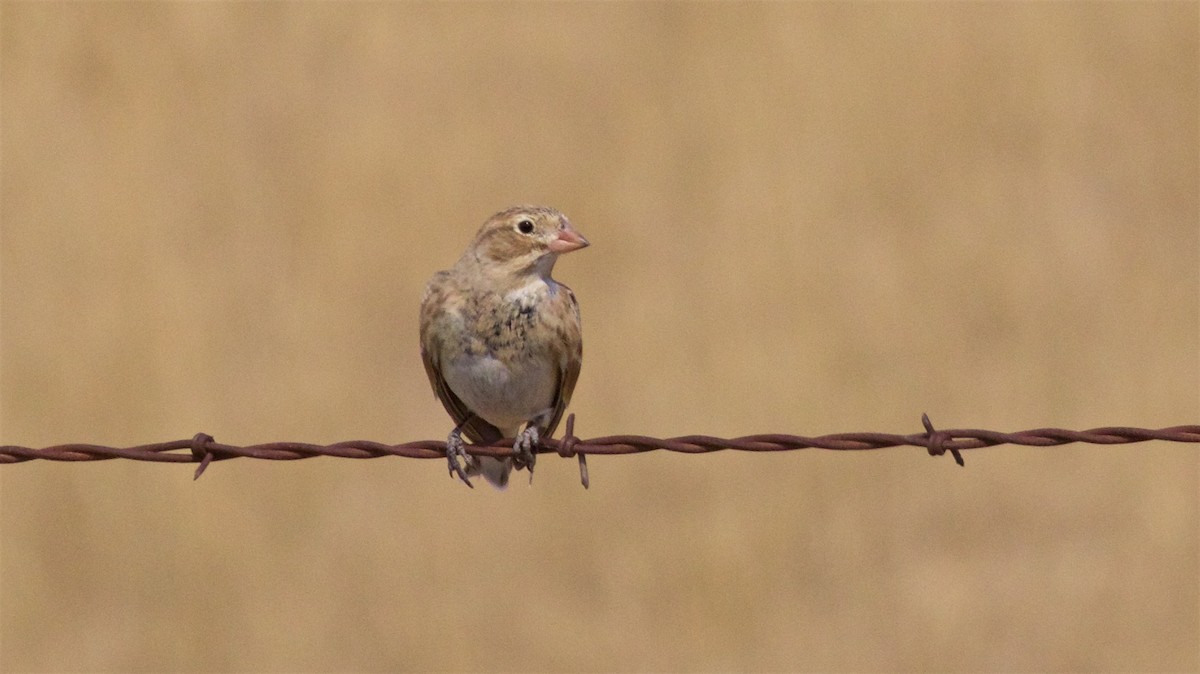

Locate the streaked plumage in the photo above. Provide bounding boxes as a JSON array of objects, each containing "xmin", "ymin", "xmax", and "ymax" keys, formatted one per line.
[{"xmin": 419, "ymin": 206, "xmax": 587, "ymax": 488}]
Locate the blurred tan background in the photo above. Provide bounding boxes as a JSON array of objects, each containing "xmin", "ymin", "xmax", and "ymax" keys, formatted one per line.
[{"xmin": 2, "ymin": 3, "xmax": 1197, "ymax": 672}]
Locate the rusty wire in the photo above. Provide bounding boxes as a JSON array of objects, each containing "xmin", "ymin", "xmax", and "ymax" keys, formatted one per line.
[{"xmin": 2, "ymin": 415, "xmax": 1197, "ymax": 486}]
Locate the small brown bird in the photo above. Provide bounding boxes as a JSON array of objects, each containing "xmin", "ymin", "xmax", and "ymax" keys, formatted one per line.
[{"xmin": 419, "ymin": 206, "xmax": 588, "ymax": 488}]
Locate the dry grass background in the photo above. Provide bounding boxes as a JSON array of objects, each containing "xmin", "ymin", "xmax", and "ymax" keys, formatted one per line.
[{"xmin": 1, "ymin": 2, "xmax": 1197, "ymax": 672}]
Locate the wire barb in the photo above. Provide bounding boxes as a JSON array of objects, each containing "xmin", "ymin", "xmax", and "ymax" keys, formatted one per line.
[
  {"xmin": 191, "ymin": 433, "xmax": 216, "ymax": 480},
  {"xmin": 921, "ymin": 414, "xmax": 964, "ymax": 466},
  {"xmin": 3, "ymin": 417, "xmax": 1197, "ymax": 485},
  {"xmin": 554, "ymin": 413, "xmax": 589, "ymax": 488}
]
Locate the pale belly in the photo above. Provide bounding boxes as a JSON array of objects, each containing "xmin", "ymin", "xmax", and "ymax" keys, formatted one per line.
[{"xmin": 441, "ymin": 352, "xmax": 556, "ymax": 434}]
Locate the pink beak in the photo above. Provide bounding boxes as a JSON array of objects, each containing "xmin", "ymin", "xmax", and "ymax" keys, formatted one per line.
[{"xmin": 548, "ymin": 223, "xmax": 590, "ymax": 254}]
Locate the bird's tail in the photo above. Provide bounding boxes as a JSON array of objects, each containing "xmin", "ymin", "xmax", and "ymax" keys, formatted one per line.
[
  {"xmin": 473, "ymin": 456, "xmax": 512, "ymax": 489},
  {"xmin": 457, "ymin": 418, "xmax": 512, "ymax": 489}
]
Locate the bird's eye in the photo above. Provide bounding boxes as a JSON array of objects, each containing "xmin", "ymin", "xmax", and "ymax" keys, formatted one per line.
[{"xmin": 517, "ymin": 220, "xmax": 535, "ymax": 234}]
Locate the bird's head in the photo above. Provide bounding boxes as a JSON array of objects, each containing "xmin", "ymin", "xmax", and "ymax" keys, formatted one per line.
[{"xmin": 463, "ymin": 205, "xmax": 589, "ymax": 278}]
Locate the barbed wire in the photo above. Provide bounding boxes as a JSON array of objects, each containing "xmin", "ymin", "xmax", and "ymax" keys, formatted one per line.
[{"xmin": 2, "ymin": 414, "xmax": 1197, "ymax": 487}]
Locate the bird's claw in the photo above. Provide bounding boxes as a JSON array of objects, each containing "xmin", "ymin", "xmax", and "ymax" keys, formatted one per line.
[
  {"xmin": 446, "ymin": 430, "xmax": 475, "ymax": 489},
  {"xmin": 513, "ymin": 426, "xmax": 539, "ymax": 481}
]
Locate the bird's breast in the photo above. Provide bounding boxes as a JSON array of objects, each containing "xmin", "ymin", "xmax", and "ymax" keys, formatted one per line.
[
  {"xmin": 441, "ymin": 351, "xmax": 557, "ymax": 433},
  {"xmin": 440, "ymin": 280, "xmax": 561, "ymax": 431},
  {"xmin": 464, "ymin": 282, "xmax": 555, "ymax": 357}
]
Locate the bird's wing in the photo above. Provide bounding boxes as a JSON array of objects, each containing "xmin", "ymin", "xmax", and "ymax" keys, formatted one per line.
[
  {"xmin": 540, "ymin": 284, "xmax": 583, "ymax": 438},
  {"xmin": 420, "ymin": 348, "xmax": 503, "ymax": 445},
  {"xmin": 419, "ymin": 275, "xmax": 503, "ymax": 445}
]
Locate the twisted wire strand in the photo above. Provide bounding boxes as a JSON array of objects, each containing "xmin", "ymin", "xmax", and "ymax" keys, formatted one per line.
[{"xmin": 2, "ymin": 415, "xmax": 1197, "ymax": 482}]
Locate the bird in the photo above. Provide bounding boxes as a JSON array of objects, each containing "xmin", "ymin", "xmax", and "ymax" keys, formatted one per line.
[{"xmin": 419, "ymin": 206, "xmax": 588, "ymax": 488}]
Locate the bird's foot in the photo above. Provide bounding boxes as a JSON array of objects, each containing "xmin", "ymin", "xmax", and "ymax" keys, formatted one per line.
[
  {"xmin": 513, "ymin": 426, "xmax": 539, "ymax": 481},
  {"xmin": 446, "ymin": 429, "xmax": 474, "ymax": 489}
]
